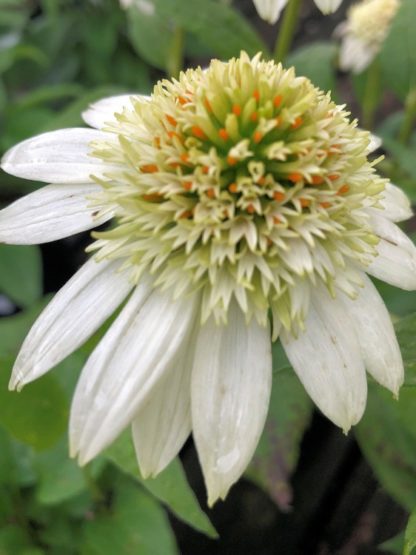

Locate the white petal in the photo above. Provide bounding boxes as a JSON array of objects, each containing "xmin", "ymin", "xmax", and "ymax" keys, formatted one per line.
[
  {"xmin": 367, "ymin": 229, "xmax": 416, "ymax": 290},
  {"xmin": 131, "ymin": 332, "xmax": 195, "ymax": 478},
  {"xmin": 339, "ymin": 274, "xmax": 403, "ymax": 395},
  {"xmin": 0, "ymin": 184, "xmax": 112, "ymax": 244},
  {"xmin": 371, "ymin": 213, "xmax": 416, "ymax": 255},
  {"xmin": 82, "ymin": 94, "xmax": 148, "ymax": 129},
  {"xmin": 252, "ymin": 0, "xmax": 288, "ymax": 24},
  {"xmin": 339, "ymin": 35, "xmax": 375, "ymax": 73},
  {"xmin": 1, "ymin": 129, "xmax": 118, "ymax": 183},
  {"xmin": 10, "ymin": 257, "xmax": 132, "ymax": 390},
  {"xmin": 281, "ymin": 288, "xmax": 367, "ymax": 431},
  {"xmin": 368, "ymin": 133, "xmax": 382, "ymax": 153},
  {"xmin": 380, "ymin": 183, "xmax": 413, "ymax": 222},
  {"xmin": 192, "ymin": 302, "xmax": 272, "ymax": 506},
  {"xmin": 70, "ymin": 289, "xmax": 199, "ymax": 464},
  {"xmin": 314, "ymin": 0, "xmax": 343, "ymax": 13}
]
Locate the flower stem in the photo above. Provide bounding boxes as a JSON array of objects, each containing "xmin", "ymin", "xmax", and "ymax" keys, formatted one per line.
[
  {"xmin": 166, "ymin": 26, "xmax": 184, "ymax": 79},
  {"xmin": 361, "ymin": 61, "xmax": 381, "ymax": 130},
  {"xmin": 273, "ymin": 0, "xmax": 302, "ymax": 63},
  {"xmin": 398, "ymin": 88, "xmax": 416, "ymax": 145}
]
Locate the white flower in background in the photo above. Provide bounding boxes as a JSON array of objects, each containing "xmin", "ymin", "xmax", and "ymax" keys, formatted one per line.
[
  {"xmin": 338, "ymin": 0, "xmax": 400, "ymax": 73},
  {"xmin": 253, "ymin": 0, "xmax": 343, "ymax": 24},
  {"xmin": 1, "ymin": 52, "xmax": 415, "ymax": 505}
]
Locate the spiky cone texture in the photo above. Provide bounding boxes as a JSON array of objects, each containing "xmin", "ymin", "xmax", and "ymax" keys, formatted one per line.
[
  {"xmin": 253, "ymin": 0, "xmax": 343, "ymax": 24},
  {"xmin": 337, "ymin": 0, "xmax": 400, "ymax": 74},
  {"xmin": 1, "ymin": 53, "xmax": 415, "ymax": 505}
]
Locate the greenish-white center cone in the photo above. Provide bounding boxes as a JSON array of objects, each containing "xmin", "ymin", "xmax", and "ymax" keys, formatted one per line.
[{"xmin": 89, "ymin": 52, "xmax": 385, "ymax": 335}]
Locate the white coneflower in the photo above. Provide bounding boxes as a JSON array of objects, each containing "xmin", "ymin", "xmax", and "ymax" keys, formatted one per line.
[
  {"xmin": 1, "ymin": 52, "xmax": 414, "ymax": 505},
  {"xmin": 338, "ymin": 0, "xmax": 400, "ymax": 73},
  {"xmin": 253, "ymin": 0, "xmax": 343, "ymax": 24}
]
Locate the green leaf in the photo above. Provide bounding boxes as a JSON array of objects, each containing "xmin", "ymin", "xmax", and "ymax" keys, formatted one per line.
[
  {"xmin": 153, "ymin": 0, "xmax": 268, "ymax": 59},
  {"xmin": 380, "ymin": 0, "xmax": 416, "ymax": 100},
  {"xmin": 105, "ymin": 431, "xmax": 217, "ymax": 538},
  {"xmin": 126, "ymin": 3, "xmax": 173, "ymax": 71},
  {"xmin": 286, "ymin": 42, "xmax": 337, "ymax": 95},
  {"xmin": 34, "ymin": 438, "xmax": 87, "ymax": 505},
  {"xmin": 81, "ymin": 476, "xmax": 178, "ymax": 555},
  {"xmin": 0, "ymin": 356, "xmax": 68, "ymax": 450},
  {"xmin": 405, "ymin": 511, "xmax": 416, "ymax": 555},
  {"xmin": 395, "ymin": 312, "xmax": 416, "ymax": 386},
  {"xmin": 355, "ymin": 382, "xmax": 416, "ymax": 511},
  {"xmin": 379, "ymin": 532, "xmax": 404, "ymax": 554},
  {"xmin": 246, "ymin": 367, "xmax": 312, "ymax": 510},
  {"xmin": 0, "ymin": 245, "xmax": 42, "ymax": 307}
]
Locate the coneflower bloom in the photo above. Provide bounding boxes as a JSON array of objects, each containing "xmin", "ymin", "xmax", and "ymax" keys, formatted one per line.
[
  {"xmin": 1, "ymin": 52, "xmax": 414, "ymax": 505},
  {"xmin": 253, "ymin": 0, "xmax": 343, "ymax": 24},
  {"xmin": 338, "ymin": 0, "xmax": 400, "ymax": 73}
]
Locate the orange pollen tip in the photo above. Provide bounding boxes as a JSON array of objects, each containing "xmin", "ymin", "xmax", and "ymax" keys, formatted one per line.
[
  {"xmin": 232, "ymin": 104, "xmax": 241, "ymax": 116},
  {"xmin": 143, "ymin": 193, "xmax": 162, "ymax": 202},
  {"xmin": 291, "ymin": 116, "xmax": 303, "ymax": 129},
  {"xmin": 300, "ymin": 198, "xmax": 310, "ymax": 207},
  {"xmin": 253, "ymin": 89, "xmax": 260, "ymax": 101},
  {"xmin": 310, "ymin": 175, "xmax": 324, "ymax": 185},
  {"xmin": 273, "ymin": 216, "xmax": 281, "ymax": 224},
  {"xmin": 253, "ymin": 131, "xmax": 262, "ymax": 144},
  {"xmin": 192, "ymin": 126, "xmax": 206, "ymax": 139},
  {"xmin": 154, "ymin": 137, "xmax": 161, "ymax": 148},
  {"xmin": 167, "ymin": 131, "xmax": 181, "ymax": 140},
  {"xmin": 273, "ymin": 95, "xmax": 283, "ymax": 108},
  {"xmin": 328, "ymin": 173, "xmax": 340, "ymax": 181},
  {"xmin": 320, "ymin": 201, "xmax": 332, "ymax": 209},
  {"xmin": 180, "ymin": 153, "xmax": 189, "ymax": 163},
  {"xmin": 257, "ymin": 176, "xmax": 266, "ymax": 185},
  {"xmin": 183, "ymin": 181, "xmax": 193, "ymax": 191},
  {"xmin": 275, "ymin": 116, "xmax": 282, "ymax": 126},
  {"xmin": 338, "ymin": 184, "xmax": 350, "ymax": 195},
  {"xmin": 288, "ymin": 172, "xmax": 303, "ymax": 183},
  {"xmin": 250, "ymin": 112, "xmax": 258, "ymax": 122},
  {"xmin": 219, "ymin": 128, "xmax": 229, "ymax": 140},
  {"xmin": 178, "ymin": 96, "xmax": 189, "ymax": 106},
  {"xmin": 246, "ymin": 203, "xmax": 255, "ymax": 214},
  {"xmin": 140, "ymin": 164, "xmax": 158, "ymax": 173},
  {"xmin": 169, "ymin": 162, "xmax": 180, "ymax": 169},
  {"xmin": 204, "ymin": 98, "xmax": 212, "ymax": 112},
  {"xmin": 166, "ymin": 115, "xmax": 177, "ymax": 126},
  {"xmin": 202, "ymin": 165, "xmax": 209, "ymax": 174},
  {"xmin": 228, "ymin": 183, "xmax": 238, "ymax": 193},
  {"xmin": 180, "ymin": 210, "xmax": 193, "ymax": 219},
  {"xmin": 227, "ymin": 156, "xmax": 238, "ymax": 166},
  {"xmin": 273, "ymin": 191, "xmax": 285, "ymax": 202},
  {"xmin": 207, "ymin": 188, "xmax": 215, "ymax": 199}
]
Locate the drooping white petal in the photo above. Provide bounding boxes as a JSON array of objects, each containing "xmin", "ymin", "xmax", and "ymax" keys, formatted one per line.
[
  {"xmin": 314, "ymin": 0, "xmax": 343, "ymax": 14},
  {"xmin": 192, "ymin": 302, "xmax": 272, "ymax": 506},
  {"xmin": 131, "ymin": 329, "xmax": 196, "ymax": 477},
  {"xmin": 1, "ymin": 129, "xmax": 119, "ymax": 183},
  {"xmin": 339, "ymin": 274, "xmax": 403, "ymax": 395},
  {"xmin": 82, "ymin": 94, "xmax": 149, "ymax": 129},
  {"xmin": 368, "ymin": 133, "xmax": 382, "ymax": 153},
  {"xmin": 367, "ymin": 221, "xmax": 416, "ymax": 290},
  {"xmin": 10, "ymin": 257, "xmax": 132, "ymax": 390},
  {"xmin": 379, "ymin": 183, "xmax": 413, "ymax": 222},
  {"xmin": 70, "ymin": 289, "xmax": 198, "ymax": 465},
  {"xmin": 281, "ymin": 288, "xmax": 367, "ymax": 431},
  {"xmin": 252, "ymin": 0, "xmax": 288, "ymax": 24},
  {"xmin": 0, "ymin": 184, "xmax": 112, "ymax": 244},
  {"xmin": 339, "ymin": 35, "xmax": 376, "ymax": 73}
]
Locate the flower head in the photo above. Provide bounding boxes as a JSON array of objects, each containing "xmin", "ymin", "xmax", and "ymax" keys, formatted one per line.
[
  {"xmin": 1, "ymin": 52, "xmax": 415, "ymax": 505},
  {"xmin": 253, "ymin": 0, "xmax": 343, "ymax": 24},
  {"xmin": 338, "ymin": 0, "xmax": 400, "ymax": 73}
]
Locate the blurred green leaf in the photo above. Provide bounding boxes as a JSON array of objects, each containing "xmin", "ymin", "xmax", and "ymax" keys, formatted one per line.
[
  {"xmin": 81, "ymin": 476, "xmax": 178, "ymax": 555},
  {"xmin": 154, "ymin": 0, "xmax": 268, "ymax": 59},
  {"xmin": 0, "ymin": 525, "xmax": 36, "ymax": 555},
  {"xmin": 106, "ymin": 431, "xmax": 217, "ymax": 538},
  {"xmin": 380, "ymin": 0, "xmax": 416, "ymax": 100},
  {"xmin": 379, "ymin": 532, "xmax": 404, "ymax": 554},
  {"xmin": 375, "ymin": 278, "xmax": 416, "ymax": 318},
  {"xmin": 405, "ymin": 510, "xmax": 416, "ymax": 555},
  {"xmin": 0, "ymin": 245, "xmax": 42, "ymax": 308},
  {"xmin": 0, "ymin": 356, "xmax": 68, "ymax": 450},
  {"xmin": 34, "ymin": 438, "xmax": 86, "ymax": 505},
  {"xmin": 287, "ymin": 42, "xmax": 337, "ymax": 95},
  {"xmin": 246, "ymin": 367, "xmax": 312, "ymax": 511},
  {"xmin": 356, "ymin": 383, "xmax": 416, "ymax": 510},
  {"xmin": 2, "ymin": 107, "xmax": 55, "ymax": 149},
  {"xmin": 395, "ymin": 313, "xmax": 416, "ymax": 386}
]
